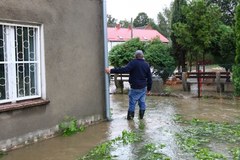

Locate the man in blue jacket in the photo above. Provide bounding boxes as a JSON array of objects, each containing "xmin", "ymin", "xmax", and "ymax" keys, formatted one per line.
[{"xmin": 105, "ymin": 50, "xmax": 152, "ymax": 120}]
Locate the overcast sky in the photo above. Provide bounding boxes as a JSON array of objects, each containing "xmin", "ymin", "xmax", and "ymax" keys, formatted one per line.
[{"xmin": 106, "ymin": 0, "xmax": 173, "ymax": 22}]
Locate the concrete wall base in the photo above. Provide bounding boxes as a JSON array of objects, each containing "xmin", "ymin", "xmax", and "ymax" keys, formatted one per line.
[{"xmin": 0, "ymin": 114, "xmax": 102, "ymax": 152}]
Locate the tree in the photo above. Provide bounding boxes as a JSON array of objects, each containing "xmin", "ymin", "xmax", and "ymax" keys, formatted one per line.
[
  {"xmin": 148, "ymin": 18, "xmax": 163, "ymax": 34},
  {"xmin": 157, "ymin": 12, "xmax": 169, "ymax": 38},
  {"xmin": 210, "ymin": 24, "xmax": 235, "ymax": 71},
  {"xmin": 119, "ymin": 20, "xmax": 130, "ymax": 28},
  {"xmin": 170, "ymin": 0, "xmax": 187, "ymax": 72},
  {"xmin": 157, "ymin": 7, "xmax": 172, "ymax": 38},
  {"xmin": 133, "ymin": 12, "xmax": 150, "ymax": 27},
  {"xmin": 233, "ymin": 3, "xmax": 240, "ymax": 96},
  {"xmin": 235, "ymin": 4, "xmax": 240, "ymax": 65},
  {"xmin": 107, "ymin": 14, "xmax": 117, "ymax": 27},
  {"xmin": 207, "ymin": 0, "xmax": 237, "ymax": 26},
  {"xmin": 172, "ymin": 0, "xmax": 222, "ymax": 69}
]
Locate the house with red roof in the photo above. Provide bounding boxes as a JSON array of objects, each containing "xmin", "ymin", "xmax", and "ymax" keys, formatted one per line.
[{"xmin": 108, "ymin": 25, "xmax": 169, "ymax": 51}]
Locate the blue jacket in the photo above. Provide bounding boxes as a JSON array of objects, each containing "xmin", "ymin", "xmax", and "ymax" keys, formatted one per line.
[{"xmin": 111, "ymin": 59, "xmax": 152, "ymax": 91}]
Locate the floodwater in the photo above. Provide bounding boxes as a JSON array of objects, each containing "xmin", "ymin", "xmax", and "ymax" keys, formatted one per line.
[{"xmin": 2, "ymin": 89, "xmax": 240, "ymax": 160}]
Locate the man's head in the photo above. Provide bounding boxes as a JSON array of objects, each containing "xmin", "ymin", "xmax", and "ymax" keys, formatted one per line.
[{"xmin": 135, "ymin": 50, "xmax": 144, "ymax": 59}]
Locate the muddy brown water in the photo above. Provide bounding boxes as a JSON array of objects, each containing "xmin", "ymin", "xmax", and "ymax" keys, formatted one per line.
[{"xmin": 2, "ymin": 92, "xmax": 240, "ymax": 160}]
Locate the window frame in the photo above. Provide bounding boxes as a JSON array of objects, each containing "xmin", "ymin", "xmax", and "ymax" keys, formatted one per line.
[{"xmin": 0, "ymin": 22, "xmax": 46, "ymax": 105}]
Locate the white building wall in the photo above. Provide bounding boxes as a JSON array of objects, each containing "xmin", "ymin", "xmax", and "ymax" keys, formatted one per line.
[{"xmin": 108, "ymin": 41, "xmax": 125, "ymax": 52}]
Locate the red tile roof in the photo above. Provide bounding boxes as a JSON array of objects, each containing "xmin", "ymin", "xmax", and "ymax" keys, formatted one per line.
[{"xmin": 107, "ymin": 27, "xmax": 169, "ymax": 43}]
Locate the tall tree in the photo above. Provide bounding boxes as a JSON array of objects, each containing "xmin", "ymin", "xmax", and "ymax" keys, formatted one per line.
[
  {"xmin": 157, "ymin": 7, "xmax": 172, "ymax": 38},
  {"xmin": 172, "ymin": 0, "xmax": 222, "ymax": 68},
  {"xmin": 207, "ymin": 0, "xmax": 237, "ymax": 26},
  {"xmin": 205, "ymin": 0, "xmax": 237, "ymax": 71},
  {"xmin": 148, "ymin": 19, "xmax": 164, "ymax": 36},
  {"xmin": 210, "ymin": 24, "xmax": 235, "ymax": 71},
  {"xmin": 107, "ymin": 14, "xmax": 117, "ymax": 27},
  {"xmin": 235, "ymin": 4, "xmax": 240, "ymax": 64},
  {"xmin": 233, "ymin": 3, "xmax": 240, "ymax": 96},
  {"xmin": 133, "ymin": 12, "xmax": 150, "ymax": 27},
  {"xmin": 170, "ymin": 0, "xmax": 187, "ymax": 72}
]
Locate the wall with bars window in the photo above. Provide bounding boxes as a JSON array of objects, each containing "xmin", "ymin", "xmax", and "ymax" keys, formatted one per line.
[{"xmin": 0, "ymin": 0, "xmax": 106, "ymax": 151}]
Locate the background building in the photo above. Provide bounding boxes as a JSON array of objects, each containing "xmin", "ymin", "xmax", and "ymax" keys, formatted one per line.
[{"xmin": 108, "ymin": 26, "xmax": 169, "ymax": 51}]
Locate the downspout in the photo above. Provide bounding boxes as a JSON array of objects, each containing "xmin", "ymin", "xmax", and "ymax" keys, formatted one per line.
[{"xmin": 102, "ymin": 0, "xmax": 111, "ymax": 121}]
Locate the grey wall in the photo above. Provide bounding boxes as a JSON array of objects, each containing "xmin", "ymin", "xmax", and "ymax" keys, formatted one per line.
[{"xmin": 0, "ymin": 0, "xmax": 106, "ymax": 143}]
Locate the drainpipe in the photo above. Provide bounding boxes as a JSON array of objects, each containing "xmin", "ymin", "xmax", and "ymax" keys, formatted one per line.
[{"xmin": 102, "ymin": 0, "xmax": 111, "ymax": 121}]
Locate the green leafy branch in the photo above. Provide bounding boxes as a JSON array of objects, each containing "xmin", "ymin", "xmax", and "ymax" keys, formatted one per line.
[
  {"xmin": 59, "ymin": 116, "xmax": 85, "ymax": 136},
  {"xmin": 174, "ymin": 114, "xmax": 240, "ymax": 159}
]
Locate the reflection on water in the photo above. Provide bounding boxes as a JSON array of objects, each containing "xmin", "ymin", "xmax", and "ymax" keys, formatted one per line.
[{"xmin": 2, "ymin": 94, "xmax": 240, "ymax": 160}]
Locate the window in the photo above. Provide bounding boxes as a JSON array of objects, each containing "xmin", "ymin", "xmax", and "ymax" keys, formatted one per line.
[{"xmin": 0, "ymin": 22, "xmax": 43, "ymax": 104}]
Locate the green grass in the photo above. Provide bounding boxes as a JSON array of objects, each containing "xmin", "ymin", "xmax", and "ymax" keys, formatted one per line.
[{"xmin": 174, "ymin": 114, "xmax": 240, "ymax": 160}]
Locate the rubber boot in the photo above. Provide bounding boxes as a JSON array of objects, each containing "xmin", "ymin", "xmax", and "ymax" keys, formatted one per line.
[
  {"xmin": 127, "ymin": 111, "xmax": 134, "ymax": 120},
  {"xmin": 139, "ymin": 110, "xmax": 145, "ymax": 119}
]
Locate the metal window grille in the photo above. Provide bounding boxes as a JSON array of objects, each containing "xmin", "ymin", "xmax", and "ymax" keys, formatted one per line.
[{"xmin": 0, "ymin": 23, "xmax": 41, "ymax": 104}]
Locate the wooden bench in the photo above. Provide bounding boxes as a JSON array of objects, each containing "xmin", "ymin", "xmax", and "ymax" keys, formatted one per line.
[
  {"xmin": 110, "ymin": 73, "xmax": 129, "ymax": 81},
  {"xmin": 175, "ymin": 71, "xmax": 231, "ymax": 92},
  {"xmin": 110, "ymin": 74, "xmax": 129, "ymax": 91}
]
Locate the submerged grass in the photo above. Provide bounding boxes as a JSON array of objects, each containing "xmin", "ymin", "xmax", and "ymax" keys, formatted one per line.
[
  {"xmin": 78, "ymin": 129, "xmax": 171, "ymax": 160},
  {"xmin": 78, "ymin": 113, "xmax": 240, "ymax": 160},
  {"xmin": 0, "ymin": 151, "xmax": 7, "ymax": 159},
  {"xmin": 139, "ymin": 143, "xmax": 170, "ymax": 160},
  {"xmin": 78, "ymin": 130, "xmax": 141, "ymax": 160},
  {"xmin": 174, "ymin": 114, "xmax": 240, "ymax": 160}
]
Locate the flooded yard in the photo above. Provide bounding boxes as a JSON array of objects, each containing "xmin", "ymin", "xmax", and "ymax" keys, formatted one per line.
[{"xmin": 1, "ymin": 88, "xmax": 240, "ymax": 160}]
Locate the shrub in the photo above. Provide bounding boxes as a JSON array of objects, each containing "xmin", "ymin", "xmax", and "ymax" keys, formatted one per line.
[
  {"xmin": 109, "ymin": 38, "xmax": 176, "ymax": 83},
  {"xmin": 108, "ymin": 38, "xmax": 145, "ymax": 67},
  {"xmin": 145, "ymin": 39, "xmax": 175, "ymax": 82}
]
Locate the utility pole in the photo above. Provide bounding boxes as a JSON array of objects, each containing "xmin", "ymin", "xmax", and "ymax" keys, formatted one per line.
[{"xmin": 131, "ymin": 18, "xmax": 133, "ymax": 39}]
